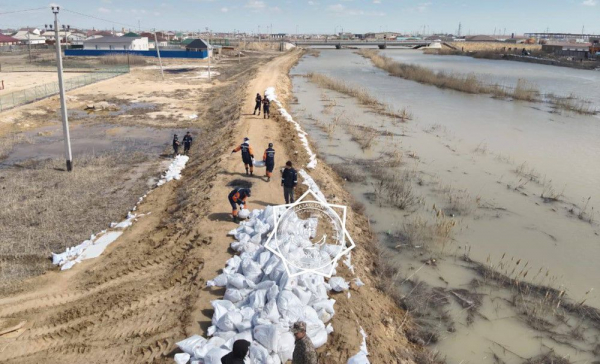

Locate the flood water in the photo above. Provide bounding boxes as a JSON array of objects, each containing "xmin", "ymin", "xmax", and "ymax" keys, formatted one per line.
[
  {"xmin": 1, "ymin": 123, "xmax": 194, "ymax": 167},
  {"xmin": 290, "ymin": 50, "xmax": 600, "ymax": 363}
]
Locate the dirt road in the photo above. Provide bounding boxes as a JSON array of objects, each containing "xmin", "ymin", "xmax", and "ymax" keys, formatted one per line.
[{"xmin": 0, "ymin": 50, "xmax": 418, "ymax": 363}]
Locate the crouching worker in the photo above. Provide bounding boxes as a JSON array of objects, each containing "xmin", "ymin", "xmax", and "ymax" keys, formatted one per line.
[
  {"xmin": 292, "ymin": 321, "xmax": 318, "ymax": 364},
  {"xmin": 263, "ymin": 142, "xmax": 275, "ymax": 182},
  {"xmin": 228, "ymin": 187, "xmax": 251, "ymax": 222},
  {"xmin": 221, "ymin": 339, "xmax": 250, "ymax": 364},
  {"xmin": 231, "ymin": 137, "xmax": 254, "ymax": 176}
]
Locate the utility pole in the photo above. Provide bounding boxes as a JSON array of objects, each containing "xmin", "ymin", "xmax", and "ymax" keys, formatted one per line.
[
  {"xmin": 51, "ymin": 6, "xmax": 73, "ymax": 171},
  {"xmin": 153, "ymin": 30, "xmax": 164, "ymax": 80},
  {"xmin": 27, "ymin": 26, "xmax": 32, "ymax": 63},
  {"xmin": 206, "ymin": 27, "xmax": 211, "ymax": 81}
]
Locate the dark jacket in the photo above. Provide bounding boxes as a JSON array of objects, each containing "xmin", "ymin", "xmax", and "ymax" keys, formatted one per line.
[
  {"xmin": 255, "ymin": 94, "xmax": 262, "ymax": 103},
  {"xmin": 172, "ymin": 137, "xmax": 179, "ymax": 148},
  {"xmin": 263, "ymin": 147, "xmax": 275, "ymax": 165},
  {"xmin": 263, "ymin": 98, "xmax": 270, "ymax": 108},
  {"xmin": 221, "ymin": 340, "xmax": 250, "ymax": 364},
  {"xmin": 282, "ymin": 167, "xmax": 298, "ymax": 188},
  {"xmin": 233, "ymin": 142, "xmax": 254, "ymax": 164},
  {"xmin": 183, "ymin": 134, "xmax": 193, "ymax": 146},
  {"xmin": 228, "ymin": 188, "xmax": 250, "ymax": 204}
]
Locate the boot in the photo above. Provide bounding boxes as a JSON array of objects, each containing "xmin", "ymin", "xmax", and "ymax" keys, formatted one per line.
[
  {"xmin": 267, "ymin": 176, "xmax": 270, "ymax": 182},
  {"xmin": 232, "ymin": 215, "xmax": 239, "ymax": 223},
  {"xmin": 245, "ymin": 168, "xmax": 249, "ymax": 175}
]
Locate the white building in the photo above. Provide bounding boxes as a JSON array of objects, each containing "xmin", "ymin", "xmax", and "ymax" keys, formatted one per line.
[
  {"xmin": 12, "ymin": 30, "xmax": 46, "ymax": 44},
  {"xmin": 83, "ymin": 36, "xmax": 149, "ymax": 51}
]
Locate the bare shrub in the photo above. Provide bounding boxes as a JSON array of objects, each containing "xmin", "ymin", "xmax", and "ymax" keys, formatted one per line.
[
  {"xmin": 444, "ymin": 188, "xmax": 475, "ymax": 216},
  {"xmin": 513, "ymin": 79, "xmax": 539, "ymax": 102},
  {"xmin": 307, "ymin": 72, "xmax": 408, "ymax": 118},
  {"xmin": 547, "ymin": 93, "xmax": 597, "ymax": 115},
  {"xmin": 330, "ymin": 163, "xmax": 367, "ymax": 183},
  {"xmin": 371, "ymin": 170, "xmax": 419, "ymax": 210},
  {"xmin": 347, "ymin": 125, "xmax": 379, "ymax": 150},
  {"xmin": 515, "ymin": 162, "xmax": 540, "ymax": 182}
]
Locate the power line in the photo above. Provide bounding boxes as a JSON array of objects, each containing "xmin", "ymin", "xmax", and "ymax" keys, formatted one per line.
[
  {"xmin": 61, "ymin": 8, "xmax": 140, "ymax": 30},
  {"xmin": 0, "ymin": 7, "xmax": 46, "ymax": 15}
]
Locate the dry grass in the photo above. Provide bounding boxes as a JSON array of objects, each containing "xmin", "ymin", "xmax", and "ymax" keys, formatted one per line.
[
  {"xmin": 98, "ymin": 54, "xmax": 149, "ymax": 66},
  {"xmin": 0, "ymin": 132, "xmax": 34, "ymax": 160},
  {"xmin": 359, "ymin": 50, "xmax": 597, "ymax": 115},
  {"xmin": 307, "ymin": 72, "xmax": 412, "ymax": 120},
  {"xmin": 347, "ymin": 124, "xmax": 379, "ymax": 150},
  {"xmin": 358, "ymin": 49, "xmax": 540, "ymax": 101},
  {"xmin": 547, "ymin": 93, "xmax": 597, "ymax": 115},
  {"xmin": 371, "ymin": 170, "xmax": 420, "ymax": 210},
  {"xmin": 330, "ymin": 163, "xmax": 368, "ymax": 183},
  {"xmin": 0, "ymin": 152, "xmax": 155, "ymax": 292}
]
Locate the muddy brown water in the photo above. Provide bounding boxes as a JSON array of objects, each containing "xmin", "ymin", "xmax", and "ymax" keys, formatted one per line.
[
  {"xmin": 291, "ymin": 50, "xmax": 600, "ymax": 363},
  {"xmin": 1, "ymin": 123, "xmax": 196, "ymax": 166}
]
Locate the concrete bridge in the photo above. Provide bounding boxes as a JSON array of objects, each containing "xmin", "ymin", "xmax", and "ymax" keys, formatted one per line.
[{"xmin": 292, "ymin": 40, "xmax": 434, "ymax": 49}]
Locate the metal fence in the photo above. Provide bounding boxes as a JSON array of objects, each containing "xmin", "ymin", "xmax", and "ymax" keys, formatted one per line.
[{"xmin": 0, "ymin": 65, "xmax": 129, "ymax": 112}]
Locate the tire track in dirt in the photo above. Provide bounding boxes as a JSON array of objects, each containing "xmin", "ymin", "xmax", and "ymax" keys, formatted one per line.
[{"xmin": 0, "ymin": 54, "xmax": 274, "ymax": 364}]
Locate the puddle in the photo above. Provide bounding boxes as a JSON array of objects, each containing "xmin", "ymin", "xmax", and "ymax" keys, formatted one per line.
[
  {"xmin": 67, "ymin": 102, "xmax": 158, "ymax": 120},
  {"xmin": 1, "ymin": 124, "xmax": 198, "ymax": 166}
]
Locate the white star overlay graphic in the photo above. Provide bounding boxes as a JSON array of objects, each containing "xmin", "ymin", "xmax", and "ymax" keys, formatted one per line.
[{"xmin": 264, "ymin": 189, "xmax": 356, "ymax": 278}]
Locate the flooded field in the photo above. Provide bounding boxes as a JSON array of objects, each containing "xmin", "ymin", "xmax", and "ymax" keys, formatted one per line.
[{"xmin": 290, "ymin": 50, "xmax": 600, "ymax": 363}]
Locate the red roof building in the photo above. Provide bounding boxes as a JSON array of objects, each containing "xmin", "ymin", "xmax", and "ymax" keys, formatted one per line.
[{"xmin": 0, "ymin": 34, "xmax": 20, "ymax": 45}]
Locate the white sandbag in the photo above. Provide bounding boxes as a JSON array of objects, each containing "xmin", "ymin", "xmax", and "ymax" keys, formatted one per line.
[
  {"xmin": 329, "ymin": 277, "xmax": 349, "ymax": 292},
  {"xmin": 253, "ymin": 160, "xmax": 266, "ymax": 167},
  {"xmin": 174, "ymin": 352, "xmax": 190, "ymax": 364},
  {"xmin": 207, "ymin": 273, "xmax": 228, "ymax": 287},
  {"xmin": 347, "ymin": 352, "xmax": 370, "ymax": 364},
  {"xmin": 262, "ymin": 300, "xmax": 280, "ymax": 323},
  {"xmin": 292, "ymin": 287, "xmax": 312, "ymax": 305},
  {"xmin": 223, "ymin": 330, "xmax": 254, "ymax": 351},
  {"xmin": 249, "ymin": 342, "xmax": 271, "ymax": 364},
  {"xmin": 217, "ymin": 311, "xmax": 243, "ymax": 332},
  {"xmin": 277, "ymin": 332, "xmax": 295, "ymax": 363},
  {"xmin": 309, "ymin": 326, "xmax": 328, "ymax": 348},
  {"xmin": 277, "ymin": 290, "xmax": 305, "ymax": 323},
  {"xmin": 235, "ymin": 319, "xmax": 253, "ymax": 332},
  {"xmin": 312, "ymin": 299, "xmax": 336, "ymax": 315},
  {"xmin": 176, "ymin": 335, "xmax": 207, "ymax": 357},
  {"xmin": 247, "ymin": 288, "xmax": 268, "ymax": 310},
  {"xmin": 203, "ymin": 337, "xmax": 226, "ymax": 356},
  {"xmin": 228, "ymin": 273, "xmax": 248, "ymax": 289},
  {"xmin": 253, "ymin": 324, "xmax": 279, "ymax": 352},
  {"xmin": 242, "ymin": 258, "xmax": 263, "ymax": 283},
  {"xmin": 203, "ymin": 347, "xmax": 229, "ymax": 364},
  {"xmin": 223, "ymin": 287, "xmax": 245, "ymax": 303},
  {"xmin": 212, "ymin": 330, "xmax": 237, "ymax": 341},
  {"xmin": 238, "ymin": 209, "xmax": 251, "ymax": 220},
  {"xmin": 212, "ymin": 300, "xmax": 235, "ymax": 326}
]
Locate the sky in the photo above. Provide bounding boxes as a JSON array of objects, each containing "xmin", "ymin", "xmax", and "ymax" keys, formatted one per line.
[{"xmin": 1, "ymin": 0, "xmax": 599, "ymax": 35}]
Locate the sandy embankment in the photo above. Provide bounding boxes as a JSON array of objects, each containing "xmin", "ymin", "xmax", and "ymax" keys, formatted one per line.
[{"xmin": 0, "ymin": 50, "xmax": 418, "ymax": 363}]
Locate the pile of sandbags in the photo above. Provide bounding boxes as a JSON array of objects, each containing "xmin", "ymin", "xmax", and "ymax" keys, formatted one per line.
[{"xmin": 177, "ymin": 206, "xmax": 338, "ymax": 363}]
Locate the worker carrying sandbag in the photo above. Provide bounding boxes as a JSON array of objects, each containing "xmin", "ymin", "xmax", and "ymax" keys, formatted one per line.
[
  {"xmin": 263, "ymin": 96, "xmax": 270, "ymax": 119},
  {"xmin": 253, "ymin": 93, "xmax": 262, "ymax": 116},
  {"xmin": 263, "ymin": 143, "xmax": 275, "ymax": 182},
  {"xmin": 228, "ymin": 187, "xmax": 251, "ymax": 222},
  {"xmin": 172, "ymin": 134, "xmax": 180, "ymax": 156},
  {"xmin": 183, "ymin": 131, "xmax": 193, "ymax": 155},
  {"xmin": 231, "ymin": 137, "xmax": 255, "ymax": 175}
]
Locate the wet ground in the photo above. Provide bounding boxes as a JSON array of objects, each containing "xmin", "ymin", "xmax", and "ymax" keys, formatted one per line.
[{"xmin": 290, "ymin": 50, "xmax": 600, "ymax": 363}]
